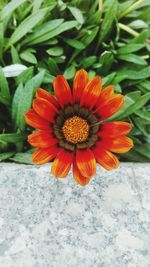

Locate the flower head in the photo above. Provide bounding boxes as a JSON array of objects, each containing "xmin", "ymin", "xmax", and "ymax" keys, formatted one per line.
[{"xmin": 25, "ymin": 69, "xmax": 133, "ymax": 186}]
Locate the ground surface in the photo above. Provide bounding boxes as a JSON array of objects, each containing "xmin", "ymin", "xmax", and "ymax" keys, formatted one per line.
[{"xmin": 0, "ymin": 163, "xmax": 150, "ymax": 267}]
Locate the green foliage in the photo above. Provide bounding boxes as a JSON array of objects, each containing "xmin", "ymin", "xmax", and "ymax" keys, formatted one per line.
[{"xmin": 0, "ymin": 0, "xmax": 150, "ymax": 163}]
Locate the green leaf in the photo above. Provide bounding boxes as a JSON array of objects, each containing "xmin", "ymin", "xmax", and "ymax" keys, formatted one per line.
[
  {"xmin": 134, "ymin": 110, "xmax": 150, "ymax": 122},
  {"xmin": 0, "ymin": 133, "xmax": 26, "ymax": 143},
  {"xmin": 13, "ymin": 70, "xmax": 45, "ymax": 131},
  {"xmin": 110, "ymin": 92, "xmax": 150, "ymax": 120},
  {"xmin": 121, "ymin": 149, "xmax": 149, "ymax": 162},
  {"xmin": 117, "ymin": 54, "xmax": 147, "ymax": 65},
  {"xmin": 20, "ymin": 50, "xmax": 37, "ymax": 64},
  {"xmin": 48, "ymin": 58, "xmax": 60, "ymax": 76},
  {"xmin": 68, "ymin": 6, "xmax": 84, "ymax": 24},
  {"xmin": 64, "ymin": 65, "xmax": 76, "ymax": 79},
  {"xmin": 2, "ymin": 0, "xmax": 27, "ymax": 19},
  {"xmin": 0, "ymin": 152, "xmax": 15, "ymax": 161},
  {"xmin": 134, "ymin": 144, "xmax": 150, "ymax": 159},
  {"xmin": 0, "ymin": 67, "xmax": 10, "ymax": 106},
  {"xmin": 82, "ymin": 56, "xmax": 97, "ymax": 68},
  {"xmin": 0, "ymin": 22, "xmax": 4, "ymax": 59},
  {"xmin": 11, "ymin": 45, "xmax": 21, "ymax": 63},
  {"xmin": 46, "ymin": 47, "xmax": 63, "ymax": 56},
  {"xmin": 99, "ymin": 0, "xmax": 118, "ymax": 44},
  {"xmin": 82, "ymin": 27, "xmax": 99, "ymax": 46},
  {"xmin": 16, "ymin": 67, "xmax": 34, "ymax": 85},
  {"xmin": 117, "ymin": 43, "xmax": 145, "ymax": 54},
  {"xmin": 10, "ymin": 152, "xmax": 33, "ymax": 164},
  {"xmin": 7, "ymin": 8, "xmax": 49, "ymax": 47},
  {"xmin": 24, "ymin": 20, "xmax": 78, "ymax": 46},
  {"xmin": 23, "ymin": 19, "xmax": 64, "ymax": 46},
  {"xmin": 117, "ymin": 67, "xmax": 150, "ymax": 80},
  {"xmin": 64, "ymin": 38, "xmax": 85, "ymax": 50}
]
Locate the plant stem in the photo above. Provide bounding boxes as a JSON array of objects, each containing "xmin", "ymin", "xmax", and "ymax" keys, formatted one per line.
[
  {"xmin": 118, "ymin": 23, "xmax": 139, "ymax": 37},
  {"xmin": 119, "ymin": 0, "xmax": 143, "ymax": 19}
]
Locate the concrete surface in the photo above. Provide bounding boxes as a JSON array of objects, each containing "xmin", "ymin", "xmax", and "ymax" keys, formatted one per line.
[{"xmin": 0, "ymin": 163, "xmax": 150, "ymax": 267}]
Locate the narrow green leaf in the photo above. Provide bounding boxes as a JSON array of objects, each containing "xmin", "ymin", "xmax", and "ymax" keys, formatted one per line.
[
  {"xmin": 117, "ymin": 54, "xmax": 147, "ymax": 65},
  {"xmin": 23, "ymin": 19, "xmax": 64, "ymax": 46},
  {"xmin": 110, "ymin": 92, "xmax": 150, "ymax": 120},
  {"xmin": 16, "ymin": 67, "xmax": 34, "ymax": 85},
  {"xmin": 0, "ymin": 133, "xmax": 26, "ymax": 143},
  {"xmin": 20, "ymin": 51, "xmax": 37, "ymax": 64},
  {"xmin": 0, "ymin": 67, "xmax": 10, "ymax": 106},
  {"xmin": 11, "ymin": 45, "xmax": 21, "ymax": 63},
  {"xmin": 2, "ymin": 0, "xmax": 27, "ymax": 19},
  {"xmin": 46, "ymin": 47, "xmax": 63, "ymax": 56},
  {"xmin": 82, "ymin": 27, "xmax": 99, "ymax": 46},
  {"xmin": 32, "ymin": 0, "xmax": 43, "ymax": 12},
  {"xmin": 8, "ymin": 8, "xmax": 49, "ymax": 47},
  {"xmin": 10, "ymin": 152, "xmax": 33, "ymax": 164},
  {"xmin": 0, "ymin": 152, "xmax": 15, "ymax": 162},
  {"xmin": 99, "ymin": 0, "xmax": 118, "ymax": 44},
  {"xmin": 0, "ymin": 22, "xmax": 4, "ymax": 59},
  {"xmin": 134, "ymin": 110, "xmax": 150, "ymax": 122},
  {"xmin": 117, "ymin": 44, "xmax": 145, "ymax": 54},
  {"xmin": 64, "ymin": 65, "xmax": 76, "ymax": 79},
  {"xmin": 64, "ymin": 38, "xmax": 85, "ymax": 50},
  {"xmin": 68, "ymin": 6, "xmax": 84, "ymax": 24},
  {"xmin": 134, "ymin": 144, "xmax": 150, "ymax": 159},
  {"xmin": 16, "ymin": 70, "xmax": 45, "ymax": 131},
  {"xmin": 82, "ymin": 56, "xmax": 97, "ymax": 68},
  {"xmin": 24, "ymin": 20, "xmax": 77, "ymax": 46},
  {"xmin": 12, "ymin": 83, "xmax": 24, "ymax": 122},
  {"xmin": 121, "ymin": 150, "xmax": 149, "ymax": 162}
]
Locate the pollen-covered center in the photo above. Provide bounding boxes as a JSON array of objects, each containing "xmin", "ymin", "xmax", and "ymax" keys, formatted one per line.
[{"xmin": 62, "ymin": 116, "xmax": 89, "ymax": 144}]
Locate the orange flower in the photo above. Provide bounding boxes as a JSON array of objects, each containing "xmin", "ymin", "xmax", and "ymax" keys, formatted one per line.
[{"xmin": 25, "ymin": 69, "xmax": 133, "ymax": 186}]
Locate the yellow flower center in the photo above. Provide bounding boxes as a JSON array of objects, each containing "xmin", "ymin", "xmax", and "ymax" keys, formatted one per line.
[{"xmin": 62, "ymin": 116, "xmax": 89, "ymax": 144}]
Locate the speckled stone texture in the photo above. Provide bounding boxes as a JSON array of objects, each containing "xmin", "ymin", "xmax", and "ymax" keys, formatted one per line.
[{"xmin": 0, "ymin": 163, "xmax": 150, "ymax": 267}]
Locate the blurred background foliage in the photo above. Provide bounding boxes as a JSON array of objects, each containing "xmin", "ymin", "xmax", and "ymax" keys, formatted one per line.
[{"xmin": 0, "ymin": 0, "xmax": 150, "ymax": 163}]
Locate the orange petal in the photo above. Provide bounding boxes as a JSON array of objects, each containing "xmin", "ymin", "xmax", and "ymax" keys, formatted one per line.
[
  {"xmin": 36, "ymin": 88, "xmax": 59, "ymax": 108},
  {"xmin": 25, "ymin": 109, "xmax": 50, "ymax": 130},
  {"xmin": 95, "ymin": 94, "xmax": 125, "ymax": 120},
  {"xmin": 32, "ymin": 145, "xmax": 60, "ymax": 165},
  {"xmin": 80, "ymin": 76, "xmax": 102, "ymax": 110},
  {"xmin": 53, "ymin": 75, "xmax": 73, "ymax": 108},
  {"xmin": 99, "ymin": 121, "xmax": 132, "ymax": 137},
  {"xmin": 73, "ymin": 159, "xmax": 91, "ymax": 186},
  {"xmin": 95, "ymin": 85, "xmax": 114, "ymax": 110},
  {"xmin": 28, "ymin": 131, "xmax": 58, "ymax": 148},
  {"xmin": 76, "ymin": 148, "xmax": 96, "ymax": 177},
  {"xmin": 102, "ymin": 136, "xmax": 134, "ymax": 153},
  {"xmin": 51, "ymin": 149, "xmax": 73, "ymax": 178},
  {"xmin": 73, "ymin": 69, "xmax": 88, "ymax": 102},
  {"xmin": 93, "ymin": 145, "xmax": 119, "ymax": 170},
  {"xmin": 33, "ymin": 97, "xmax": 58, "ymax": 122}
]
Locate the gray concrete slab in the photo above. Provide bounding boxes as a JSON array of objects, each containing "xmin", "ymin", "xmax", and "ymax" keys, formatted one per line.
[{"xmin": 0, "ymin": 163, "xmax": 150, "ymax": 267}]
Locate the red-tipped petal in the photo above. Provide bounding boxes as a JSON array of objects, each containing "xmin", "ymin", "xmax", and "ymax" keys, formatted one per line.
[
  {"xmin": 33, "ymin": 97, "xmax": 58, "ymax": 122},
  {"xmin": 99, "ymin": 121, "xmax": 132, "ymax": 137},
  {"xmin": 93, "ymin": 145, "xmax": 119, "ymax": 170},
  {"xmin": 25, "ymin": 109, "xmax": 50, "ymax": 130},
  {"xmin": 80, "ymin": 76, "xmax": 102, "ymax": 110},
  {"xmin": 101, "ymin": 136, "xmax": 134, "ymax": 153},
  {"xmin": 76, "ymin": 148, "xmax": 96, "ymax": 178},
  {"xmin": 73, "ymin": 159, "xmax": 91, "ymax": 186},
  {"xmin": 36, "ymin": 88, "xmax": 59, "ymax": 108},
  {"xmin": 28, "ymin": 131, "xmax": 58, "ymax": 148},
  {"xmin": 51, "ymin": 149, "xmax": 73, "ymax": 178},
  {"xmin": 53, "ymin": 75, "xmax": 73, "ymax": 108},
  {"xmin": 96, "ymin": 94, "xmax": 125, "ymax": 120},
  {"xmin": 95, "ymin": 85, "xmax": 114, "ymax": 110},
  {"xmin": 32, "ymin": 145, "xmax": 60, "ymax": 165},
  {"xmin": 73, "ymin": 69, "xmax": 88, "ymax": 102}
]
